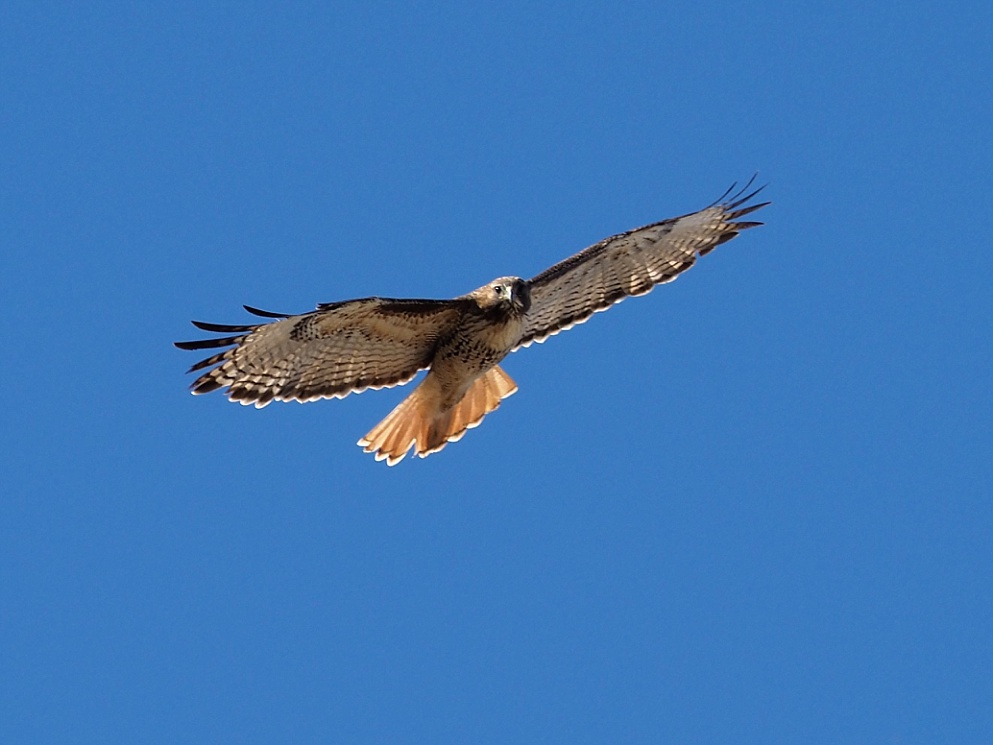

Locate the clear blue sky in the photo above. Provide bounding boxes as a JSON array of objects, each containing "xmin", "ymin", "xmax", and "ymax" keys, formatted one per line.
[{"xmin": 3, "ymin": 2, "xmax": 991, "ymax": 743}]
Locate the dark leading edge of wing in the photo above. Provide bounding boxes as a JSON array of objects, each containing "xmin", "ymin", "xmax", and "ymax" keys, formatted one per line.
[
  {"xmin": 531, "ymin": 179, "xmax": 767, "ymax": 288},
  {"xmin": 175, "ymin": 179, "xmax": 769, "ymax": 385},
  {"xmin": 173, "ymin": 297, "xmax": 466, "ymax": 399},
  {"xmin": 514, "ymin": 179, "xmax": 769, "ymax": 349}
]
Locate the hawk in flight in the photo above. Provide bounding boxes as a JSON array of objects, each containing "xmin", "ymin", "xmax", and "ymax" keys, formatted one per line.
[{"xmin": 176, "ymin": 181, "xmax": 768, "ymax": 465}]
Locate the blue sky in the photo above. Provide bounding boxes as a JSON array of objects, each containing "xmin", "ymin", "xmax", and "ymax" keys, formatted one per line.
[{"xmin": 2, "ymin": 2, "xmax": 991, "ymax": 742}]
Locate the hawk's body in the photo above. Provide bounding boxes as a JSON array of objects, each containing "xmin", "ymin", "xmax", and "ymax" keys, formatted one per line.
[{"xmin": 176, "ymin": 182, "xmax": 768, "ymax": 464}]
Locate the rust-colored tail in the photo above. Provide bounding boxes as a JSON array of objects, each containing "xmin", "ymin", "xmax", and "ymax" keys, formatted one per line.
[{"xmin": 358, "ymin": 365, "xmax": 518, "ymax": 465}]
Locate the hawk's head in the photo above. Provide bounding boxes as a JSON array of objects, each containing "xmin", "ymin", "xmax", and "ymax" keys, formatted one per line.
[{"xmin": 472, "ymin": 276, "xmax": 531, "ymax": 316}]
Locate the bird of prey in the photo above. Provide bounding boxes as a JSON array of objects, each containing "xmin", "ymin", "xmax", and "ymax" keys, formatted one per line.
[{"xmin": 176, "ymin": 180, "xmax": 768, "ymax": 465}]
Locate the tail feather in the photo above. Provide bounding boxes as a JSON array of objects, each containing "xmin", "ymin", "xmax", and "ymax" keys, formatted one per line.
[
  {"xmin": 358, "ymin": 365, "xmax": 518, "ymax": 465},
  {"xmin": 357, "ymin": 391, "xmax": 426, "ymax": 466}
]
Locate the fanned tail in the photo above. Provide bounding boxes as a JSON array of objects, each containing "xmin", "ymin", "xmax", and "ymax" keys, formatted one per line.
[
  {"xmin": 357, "ymin": 388, "xmax": 428, "ymax": 466},
  {"xmin": 358, "ymin": 366, "xmax": 518, "ymax": 466},
  {"xmin": 422, "ymin": 365, "xmax": 517, "ymax": 457}
]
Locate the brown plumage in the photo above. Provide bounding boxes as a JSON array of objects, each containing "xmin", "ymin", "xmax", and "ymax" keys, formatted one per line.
[{"xmin": 175, "ymin": 180, "xmax": 768, "ymax": 464}]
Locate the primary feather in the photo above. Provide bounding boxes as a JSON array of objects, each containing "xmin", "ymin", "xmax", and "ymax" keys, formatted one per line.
[{"xmin": 176, "ymin": 180, "xmax": 768, "ymax": 463}]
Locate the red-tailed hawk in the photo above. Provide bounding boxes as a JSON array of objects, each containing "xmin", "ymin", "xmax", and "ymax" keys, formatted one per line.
[{"xmin": 176, "ymin": 181, "xmax": 768, "ymax": 464}]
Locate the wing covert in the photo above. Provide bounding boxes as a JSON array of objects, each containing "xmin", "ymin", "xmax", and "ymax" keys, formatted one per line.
[
  {"xmin": 175, "ymin": 298, "xmax": 463, "ymax": 407},
  {"xmin": 515, "ymin": 182, "xmax": 768, "ymax": 349}
]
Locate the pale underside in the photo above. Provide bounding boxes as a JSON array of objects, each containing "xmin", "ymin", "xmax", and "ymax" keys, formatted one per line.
[{"xmin": 175, "ymin": 180, "xmax": 768, "ymax": 463}]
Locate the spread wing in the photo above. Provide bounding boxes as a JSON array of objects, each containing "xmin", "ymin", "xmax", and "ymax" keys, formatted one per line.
[
  {"xmin": 515, "ymin": 181, "xmax": 769, "ymax": 349},
  {"xmin": 174, "ymin": 298, "xmax": 463, "ymax": 407}
]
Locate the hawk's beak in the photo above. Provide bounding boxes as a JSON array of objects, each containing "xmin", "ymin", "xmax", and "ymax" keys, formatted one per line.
[{"xmin": 512, "ymin": 281, "xmax": 531, "ymax": 313}]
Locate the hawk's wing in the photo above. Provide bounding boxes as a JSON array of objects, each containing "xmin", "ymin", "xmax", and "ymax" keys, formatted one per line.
[
  {"xmin": 515, "ymin": 182, "xmax": 769, "ymax": 349},
  {"xmin": 175, "ymin": 298, "xmax": 463, "ymax": 407}
]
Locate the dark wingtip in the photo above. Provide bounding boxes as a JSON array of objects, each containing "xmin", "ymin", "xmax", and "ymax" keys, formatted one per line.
[
  {"xmin": 731, "ymin": 220, "xmax": 765, "ymax": 230},
  {"xmin": 190, "ymin": 377, "xmax": 224, "ymax": 394},
  {"xmin": 191, "ymin": 319, "xmax": 259, "ymax": 333},
  {"xmin": 708, "ymin": 181, "xmax": 738, "ymax": 208},
  {"xmin": 727, "ymin": 199, "xmax": 771, "ymax": 220},
  {"xmin": 706, "ymin": 174, "xmax": 768, "ymax": 210},
  {"xmin": 173, "ymin": 334, "xmax": 245, "ymax": 351},
  {"xmin": 244, "ymin": 304, "xmax": 291, "ymax": 319}
]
